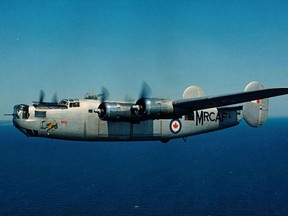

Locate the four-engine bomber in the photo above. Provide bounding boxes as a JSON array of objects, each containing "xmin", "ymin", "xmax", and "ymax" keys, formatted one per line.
[{"xmin": 11, "ymin": 82, "xmax": 288, "ymax": 143}]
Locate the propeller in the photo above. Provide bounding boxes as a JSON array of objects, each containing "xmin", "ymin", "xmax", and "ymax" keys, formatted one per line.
[
  {"xmin": 97, "ymin": 86, "xmax": 110, "ymax": 103},
  {"xmin": 95, "ymin": 87, "xmax": 110, "ymax": 115},
  {"xmin": 139, "ymin": 81, "xmax": 152, "ymax": 98},
  {"xmin": 122, "ymin": 82, "xmax": 152, "ymax": 102},
  {"xmin": 52, "ymin": 93, "xmax": 58, "ymax": 104},
  {"xmin": 39, "ymin": 90, "xmax": 45, "ymax": 104},
  {"xmin": 35, "ymin": 90, "xmax": 59, "ymax": 105},
  {"xmin": 131, "ymin": 82, "xmax": 153, "ymax": 112}
]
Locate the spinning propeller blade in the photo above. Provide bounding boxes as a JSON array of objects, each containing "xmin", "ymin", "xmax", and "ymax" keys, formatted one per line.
[
  {"xmin": 52, "ymin": 93, "xmax": 58, "ymax": 103},
  {"xmin": 39, "ymin": 90, "xmax": 45, "ymax": 104},
  {"xmin": 35, "ymin": 90, "xmax": 59, "ymax": 105},
  {"xmin": 98, "ymin": 87, "xmax": 110, "ymax": 102},
  {"xmin": 139, "ymin": 81, "xmax": 152, "ymax": 98}
]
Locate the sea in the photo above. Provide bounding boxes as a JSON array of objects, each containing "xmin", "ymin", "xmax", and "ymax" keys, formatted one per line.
[{"xmin": 0, "ymin": 118, "xmax": 288, "ymax": 216}]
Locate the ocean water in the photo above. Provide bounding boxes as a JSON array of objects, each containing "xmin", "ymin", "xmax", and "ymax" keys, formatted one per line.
[{"xmin": 0, "ymin": 118, "xmax": 288, "ymax": 216}]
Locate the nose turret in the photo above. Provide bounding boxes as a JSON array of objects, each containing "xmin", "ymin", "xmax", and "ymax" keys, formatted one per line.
[
  {"xmin": 12, "ymin": 104, "xmax": 37, "ymax": 137},
  {"xmin": 13, "ymin": 104, "xmax": 30, "ymax": 119}
]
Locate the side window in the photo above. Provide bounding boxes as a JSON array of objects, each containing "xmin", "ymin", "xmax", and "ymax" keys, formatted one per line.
[{"xmin": 35, "ymin": 111, "xmax": 46, "ymax": 118}]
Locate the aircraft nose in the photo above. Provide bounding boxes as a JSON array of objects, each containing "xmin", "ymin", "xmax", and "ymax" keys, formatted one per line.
[
  {"xmin": 13, "ymin": 118, "xmax": 30, "ymax": 136},
  {"xmin": 12, "ymin": 104, "xmax": 37, "ymax": 137}
]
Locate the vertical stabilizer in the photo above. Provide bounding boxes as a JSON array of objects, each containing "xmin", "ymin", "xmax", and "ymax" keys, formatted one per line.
[
  {"xmin": 243, "ymin": 82, "xmax": 269, "ymax": 127},
  {"xmin": 183, "ymin": 86, "xmax": 205, "ymax": 99}
]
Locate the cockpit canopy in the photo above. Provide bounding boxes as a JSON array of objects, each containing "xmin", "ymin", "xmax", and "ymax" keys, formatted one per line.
[
  {"xmin": 59, "ymin": 99, "xmax": 80, "ymax": 108},
  {"xmin": 84, "ymin": 93, "xmax": 98, "ymax": 100}
]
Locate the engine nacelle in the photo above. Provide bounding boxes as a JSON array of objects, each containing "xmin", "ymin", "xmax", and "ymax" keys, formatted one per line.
[
  {"xmin": 133, "ymin": 98, "xmax": 175, "ymax": 119},
  {"xmin": 97, "ymin": 102, "xmax": 140, "ymax": 122}
]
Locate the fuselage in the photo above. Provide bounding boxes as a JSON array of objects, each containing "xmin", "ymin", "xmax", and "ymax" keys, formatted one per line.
[{"xmin": 12, "ymin": 97, "xmax": 242, "ymax": 142}]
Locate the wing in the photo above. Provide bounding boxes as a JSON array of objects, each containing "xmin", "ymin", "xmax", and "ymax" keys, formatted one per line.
[{"xmin": 173, "ymin": 88, "xmax": 288, "ymax": 115}]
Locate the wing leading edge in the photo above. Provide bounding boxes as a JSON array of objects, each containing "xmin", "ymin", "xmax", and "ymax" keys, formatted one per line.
[{"xmin": 173, "ymin": 87, "xmax": 288, "ymax": 116}]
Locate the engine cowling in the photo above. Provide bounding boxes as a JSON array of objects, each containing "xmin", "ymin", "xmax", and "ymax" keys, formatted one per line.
[
  {"xmin": 97, "ymin": 99, "xmax": 177, "ymax": 122},
  {"xmin": 132, "ymin": 98, "xmax": 176, "ymax": 119},
  {"xmin": 97, "ymin": 102, "xmax": 140, "ymax": 122}
]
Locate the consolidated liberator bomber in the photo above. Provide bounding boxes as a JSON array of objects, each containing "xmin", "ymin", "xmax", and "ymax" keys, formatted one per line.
[{"xmin": 9, "ymin": 82, "xmax": 288, "ymax": 143}]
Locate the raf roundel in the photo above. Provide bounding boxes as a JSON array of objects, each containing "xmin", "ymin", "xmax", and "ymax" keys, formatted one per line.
[{"xmin": 170, "ymin": 119, "xmax": 182, "ymax": 134}]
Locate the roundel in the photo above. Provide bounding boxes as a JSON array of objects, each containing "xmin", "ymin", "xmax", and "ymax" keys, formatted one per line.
[{"xmin": 170, "ymin": 119, "xmax": 182, "ymax": 134}]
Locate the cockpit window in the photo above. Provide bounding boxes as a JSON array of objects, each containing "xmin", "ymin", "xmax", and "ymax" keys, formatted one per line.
[
  {"xmin": 69, "ymin": 102, "xmax": 80, "ymax": 108},
  {"xmin": 59, "ymin": 100, "xmax": 68, "ymax": 106},
  {"xmin": 59, "ymin": 99, "xmax": 80, "ymax": 108}
]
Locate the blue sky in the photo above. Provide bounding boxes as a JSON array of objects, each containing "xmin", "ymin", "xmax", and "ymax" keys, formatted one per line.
[{"xmin": 1, "ymin": 0, "xmax": 288, "ymax": 119}]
